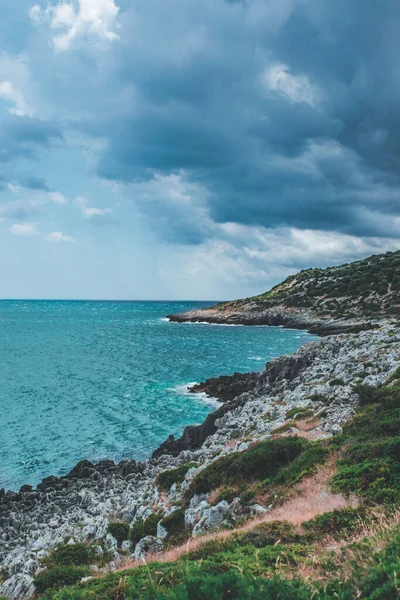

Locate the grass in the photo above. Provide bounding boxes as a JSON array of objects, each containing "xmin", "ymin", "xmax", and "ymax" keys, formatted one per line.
[
  {"xmin": 107, "ymin": 522, "xmax": 130, "ymax": 548},
  {"xmin": 186, "ymin": 437, "xmax": 306, "ymax": 496},
  {"xmin": 37, "ymin": 370, "xmax": 400, "ymax": 599},
  {"xmin": 156, "ymin": 463, "xmax": 198, "ymax": 492},
  {"xmin": 129, "ymin": 513, "xmax": 163, "ymax": 547}
]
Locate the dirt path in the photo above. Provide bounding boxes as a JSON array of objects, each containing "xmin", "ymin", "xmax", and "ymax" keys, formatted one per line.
[{"xmin": 118, "ymin": 464, "xmax": 357, "ymax": 570}]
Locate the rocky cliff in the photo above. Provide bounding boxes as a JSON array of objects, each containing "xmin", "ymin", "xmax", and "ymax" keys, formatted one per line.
[
  {"xmin": 1, "ymin": 250, "xmax": 400, "ymax": 599},
  {"xmin": 168, "ymin": 250, "xmax": 400, "ymax": 334}
]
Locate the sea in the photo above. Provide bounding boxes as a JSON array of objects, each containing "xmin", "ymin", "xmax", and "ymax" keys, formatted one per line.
[{"xmin": 0, "ymin": 300, "xmax": 316, "ymax": 491}]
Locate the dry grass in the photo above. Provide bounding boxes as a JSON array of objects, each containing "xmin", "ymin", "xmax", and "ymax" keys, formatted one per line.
[
  {"xmin": 116, "ymin": 463, "xmax": 356, "ymax": 573},
  {"xmin": 296, "ymin": 417, "xmax": 321, "ymax": 432},
  {"xmin": 207, "ymin": 487, "xmax": 223, "ymax": 506},
  {"xmin": 296, "ymin": 509, "xmax": 400, "ymax": 590}
]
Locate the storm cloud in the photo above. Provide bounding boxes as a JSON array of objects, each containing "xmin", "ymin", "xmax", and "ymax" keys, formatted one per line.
[
  {"xmin": 78, "ymin": 0, "xmax": 400, "ymax": 240},
  {"xmin": 0, "ymin": 0, "xmax": 398, "ymax": 299}
]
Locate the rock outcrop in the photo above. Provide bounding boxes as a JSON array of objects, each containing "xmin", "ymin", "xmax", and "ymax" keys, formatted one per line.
[
  {"xmin": 1, "ymin": 249, "xmax": 400, "ymax": 599},
  {"xmin": 168, "ymin": 250, "xmax": 400, "ymax": 334}
]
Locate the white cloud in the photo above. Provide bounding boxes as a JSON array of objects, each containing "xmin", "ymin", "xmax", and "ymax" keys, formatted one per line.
[
  {"xmin": 83, "ymin": 206, "xmax": 112, "ymax": 217},
  {"xmin": 30, "ymin": 0, "xmax": 120, "ymax": 51},
  {"xmin": 7, "ymin": 183, "xmax": 67, "ymax": 204},
  {"xmin": 262, "ymin": 63, "xmax": 322, "ymax": 106},
  {"xmin": 47, "ymin": 191, "xmax": 68, "ymax": 205},
  {"xmin": 10, "ymin": 222, "xmax": 39, "ymax": 236},
  {"xmin": 75, "ymin": 196, "xmax": 113, "ymax": 220},
  {"xmin": 0, "ymin": 81, "xmax": 31, "ymax": 116},
  {"xmin": 47, "ymin": 231, "xmax": 77, "ymax": 243},
  {"xmin": 7, "ymin": 183, "xmax": 24, "ymax": 193}
]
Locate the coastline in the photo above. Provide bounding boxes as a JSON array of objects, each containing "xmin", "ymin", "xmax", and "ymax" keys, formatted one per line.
[
  {"xmin": 1, "ymin": 316, "xmax": 399, "ymax": 599},
  {"xmin": 166, "ymin": 306, "xmax": 377, "ymax": 336}
]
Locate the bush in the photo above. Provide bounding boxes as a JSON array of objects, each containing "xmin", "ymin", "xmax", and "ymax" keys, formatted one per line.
[
  {"xmin": 156, "ymin": 463, "xmax": 198, "ymax": 491},
  {"xmin": 274, "ymin": 442, "xmax": 330, "ymax": 487},
  {"xmin": 129, "ymin": 513, "xmax": 162, "ymax": 546},
  {"xmin": 329, "ymin": 382, "xmax": 400, "ymax": 504},
  {"xmin": 46, "ymin": 543, "xmax": 91, "ymax": 567},
  {"xmin": 329, "ymin": 378, "xmax": 345, "ymax": 387},
  {"xmin": 130, "ymin": 570, "xmax": 313, "ymax": 600},
  {"xmin": 187, "ymin": 438, "xmax": 305, "ymax": 496},
  {"xmin": 303, "ymin": 507, "xmax": 368, "ymax": 537},
  {"xmin": 216, "ymin": 486, "xmax": 237, "ymax": 504},
  {"xmin": 285, "ymin": 407, "xmax": 314, "ymax": 420},
  {"xmin": 107, "ymin": 522, "xmax": 130, "ymax": 547},
  {"xmin": 308, "ymin": 394, "xmax": 329, "ymax": 403},
  {"xmin": 161, "ymin": 509, "xmax": 190, "ymax": 547},
  {"xmin": 34, "ymin": 566, "xmax": 89, "ymax": 594},
  {"xmin": 238, "ymin": 521, "xmax": 300, "ymax": 548},
  {"xmin": 272, "ymin": 421, "xmax": 297, "ymax": 434}
]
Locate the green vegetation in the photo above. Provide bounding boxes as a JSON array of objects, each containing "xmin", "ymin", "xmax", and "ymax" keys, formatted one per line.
[
  {"xmin": 271, "ymin": 421, "xmax": 297, "ymax": 433},
  {"xmin": 39, "ymin": 515, "xmax": 400, "ymax": 599},
  {"xmin": 44, "ymin": 543, "xmax": 92, "ymax": 567},
  {"xmin": 33, "ymin": 542, "xmax": 110, "ymax": 595},
  {"xmin": 129, "ymin": 512, "xmax": 163, "ymax": 547},
  {"xmin": 38, "ymin": 370, "xmax": 400, "ymax": 599},
  {"xmin": 218, "ymin": 250, "xmax": 400, "ymax": 321},
  {"xmin": 329, "ymin": 378, "xmax": 345, "ymax": 387},
  {"xmin": 107, "ymin": 522, "xmax": 130, "ymax": 547},
  {"xmin": 285, "ymin": 407, "xmax": 314, "ymax": 420},
  {"xmin": 156, "ymin": 463, "xmax": 198, "ymax": 491},
  {"xmin": 186, "ymin": 437, "xmax": 306, "ymax": 496},
  {"xmin": 330, "ymin": 379, "xmax": 400, "ymax": 504},
  {"xmin": 34, "ymin": 566, "xmax": 90, "ymax": 596},
  {"xmin": 160, "ymin": 509, "xmax": 190, "ymax": 547},
  {"xmin": 302, "ymin": 506, "xmax": 369, "ymax": 538}
]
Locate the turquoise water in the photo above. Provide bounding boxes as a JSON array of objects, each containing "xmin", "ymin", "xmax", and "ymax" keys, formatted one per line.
[{"xmin": 0, "ymin": 301, "xmax": 316, "ymax": 491}]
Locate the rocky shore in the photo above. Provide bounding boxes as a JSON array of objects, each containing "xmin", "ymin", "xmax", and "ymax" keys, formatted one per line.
[
  {"xmin": 167, "ymin": 304, "xmax": 375, "ymax": 335},
  {"xmin": 1, "ymin": 318, "xmax": 399, "ymax": 599}
]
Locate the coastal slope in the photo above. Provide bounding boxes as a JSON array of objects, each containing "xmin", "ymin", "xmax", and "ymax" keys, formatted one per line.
[
  {"xmin": 1, "ymin": 250, "xmax": 400, "ymax": 600},
  {"xmin": 168, "ymin": 250, "xmax": 400, "ymax": 334}
]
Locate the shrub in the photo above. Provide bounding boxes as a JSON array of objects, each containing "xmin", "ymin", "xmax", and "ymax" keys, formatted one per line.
[
  {"xmin": 274, "ymin": 442, "xmax": 330, "ymax": 487},
  {"xmin": 329, "ymin": 378, "xmax": 345, "ymax": 387},
  {"xmin": 161, "ymin": 509, "xmax": 190, "ymax": 547},
  {"xmin": 186, "ymin": 539, "xmax": 234, "ymax": 561},
  {"xmin": 46, "ymin": 543, "xmax": 91, "ymax": 567},
  {"xmin": 272, "ymin": 421, "xmax": 297, "ymax": 434},
  {"xmin": 216, "ymin": 486, "xmax": 237, "ymax": 504},
  {"xmin": 34, "ymin": 566, "xmax": 90, "ymax": 594},
  {"xmin": 132, "ymin": 570, "xmax": 313, "ymax": 600},
  {"xmin": 156, "ymin": 463, "xmax": 198, "ymax": 491},
  {"xmin": 107, "ymin": 522, "xmax": 130, "ymax": 547},
  {"xmin": 129, "ymin": 512, "xmax": 162, "ymax": 546},
  {"xmin": 303, "ymin": 507, "xmax": 368, "ymax": 537},
  {"xmin": 238, "ymin": 521, "xmax": 300, "ymax": 548},
  {"xmin": 126, "ymin": 570, "xmax": 313, "ymax": 600},
  {"xmin": 285, "ymin": 407, "xmax": 314, "ymax": 420},
  {"xmin": 308, "ymin": 394, "xmax": 329, "ymax": 403},
  {"xmin": 187, "ymin": 438, "xmax": 305, "ymax": 496},
  {"xmin": 329, "ymin": 382, "xmax": 400, "ymax": 504}
]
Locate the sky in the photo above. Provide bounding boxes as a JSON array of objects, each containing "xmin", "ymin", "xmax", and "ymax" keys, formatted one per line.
[{"xmin": 0, "ymin": 0, "xmax": 399, "ymax": 300}]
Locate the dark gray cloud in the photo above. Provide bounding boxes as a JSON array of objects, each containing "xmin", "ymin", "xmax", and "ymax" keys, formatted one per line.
[
  {"xmin": 76, "ymin": 0, "xmax": 400, "ymax": 242},
  {"xmin": 0, "ymin": 115, "xmax": 62, "ymax": 163},
  {"xmin": 17, "ymin": 175, "xmax": 50, "ymax": 191}
]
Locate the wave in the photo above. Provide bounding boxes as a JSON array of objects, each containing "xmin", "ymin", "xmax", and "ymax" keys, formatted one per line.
[{"xmin": 168, "ymin": 382, "xmax": 222, "ymax": 408}]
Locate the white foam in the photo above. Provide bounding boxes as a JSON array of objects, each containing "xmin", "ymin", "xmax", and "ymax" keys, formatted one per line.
[{"xmin": 168, "ymin": 382, "xmax": 222, "ymax": 408}]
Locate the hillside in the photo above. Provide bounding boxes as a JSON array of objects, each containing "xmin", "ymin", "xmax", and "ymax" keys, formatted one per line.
[
  {"xmin": 168, "ymin": 250, "xmax": 400, "ymax": 334},
  {"xmin": 1, "ymin": 252, "xmax": 400, "ymax": 600},
  {"xmin": 1, "ymin": 320, "xmax": 399, "ymax": 599},
  {"xmin": 23, "ymin": 326, "xmax": 400, "ymax": 599}
]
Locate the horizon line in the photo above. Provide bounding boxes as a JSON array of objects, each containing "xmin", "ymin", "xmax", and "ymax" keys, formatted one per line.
[{"xmin": 0, "ymin": 298, "xmax": 225, "ymax": 303}]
